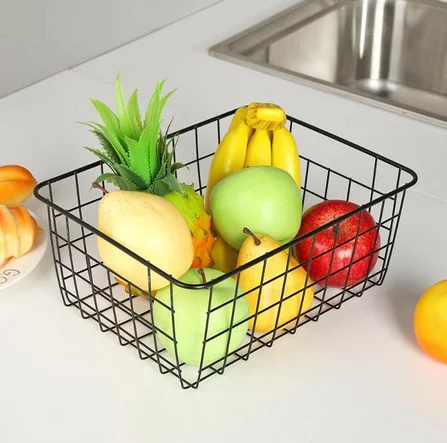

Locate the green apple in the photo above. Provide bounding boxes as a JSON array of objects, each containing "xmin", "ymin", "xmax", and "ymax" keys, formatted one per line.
[
  {"xmin": 210, "ymin": 165, "xmax": 302, "ymax": 250},
  {"xmin": 152, "ymin": 267, "xmax": 249, "ymax": 367}
]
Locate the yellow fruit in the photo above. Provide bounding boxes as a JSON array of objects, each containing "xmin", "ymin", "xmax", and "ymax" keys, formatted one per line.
[
  {"xmin": 0, "ymin": 165, "xmax": 37, "ymax": 208},
  {"xmin": 237, "ymin": 229, "xmax": 314, "ymax": 333},
  {"xmin": 0, "ymin": 205, "xmax": 41, "ymax": 267},
  {"xmin": 272, "ymin": 127, "xmax": 301, "ymax": 189},
  {"xmin": 114, "ymin": 276, "xmax": 157, "ymax": 298},
  {"xmin": 97, "ymin": 190, "xmax": 194, "ymax": 292},
  {"xmin": 0, "ymin": 206, "xmax": 19, "ymax": 258},
  {"xmin": 228, "ymin": 107, "xmax": 249, "ymax": 132},
  {"xmin": 414, "ymin": 280, "xmax": 447, "ymax": 364},
  {"xmin": 211, "ymin": 235, "xmax": 239, "ymax": 274},
  {"xmin": 245, "ymin": 102, "xmax": 286, "ymax": 131},
  {"xmin": 0, "ymin": 222, "xmax": 6, "ymax": 268},
  {"xmin": 244, "ymin": 129, "xmax": 272, "ymax": 167},
  {"xmin": 205, "ymin": 121, "xmax": 252, "ymax": 210}
]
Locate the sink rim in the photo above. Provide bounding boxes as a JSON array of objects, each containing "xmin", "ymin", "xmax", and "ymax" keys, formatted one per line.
[{"xmin": 209, "ymin": 0, "xmax": 447, "ymax": 130}]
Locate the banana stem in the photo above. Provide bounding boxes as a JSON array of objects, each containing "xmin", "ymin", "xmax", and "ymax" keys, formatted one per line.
[{"xmin": 243, "ymin": 227, "xmax": 261, "ymax": 246}]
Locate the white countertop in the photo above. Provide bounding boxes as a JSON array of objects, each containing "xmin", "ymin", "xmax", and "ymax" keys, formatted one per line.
[{"xmin": 1, "ymin": 1, "xmax": 447, "ymax": 442}]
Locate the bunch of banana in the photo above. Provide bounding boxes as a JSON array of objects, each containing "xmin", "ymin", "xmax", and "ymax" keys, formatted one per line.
[{"xmin": 206, "ymin": 102, "xmax": 302, "ymax": 274}]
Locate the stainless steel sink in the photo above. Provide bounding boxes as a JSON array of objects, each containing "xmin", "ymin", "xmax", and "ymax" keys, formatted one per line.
[{"xmin": 210, "ymin": 0, "xmax": 447, "ymax": 128}]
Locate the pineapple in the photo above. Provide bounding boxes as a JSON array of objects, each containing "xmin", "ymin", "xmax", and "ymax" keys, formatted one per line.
[{"xmin": 82, "ymin": 75, "xmax": 216, "ymax": 286}]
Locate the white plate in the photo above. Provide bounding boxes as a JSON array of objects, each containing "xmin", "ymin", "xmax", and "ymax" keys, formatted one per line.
[{"xmin": 0, "ymin": 211, "xmax": 48, "ymax": 291}]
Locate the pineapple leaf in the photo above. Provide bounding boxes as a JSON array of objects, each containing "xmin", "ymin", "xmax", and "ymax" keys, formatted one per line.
[
  {"xmin": 171, "ymin": 162, "xmax": 184, "ymax": 173},
  {"xmin": 81, "ymin": 121, "xmax": 130, "ymax": 166},
  {"xmin": 141, "ymin": 79, "xmax": 177, "ymax": 180},
  {"xmin": 92, "ymin": 173, "xmax": 130, "ymax": 190},
  {"xmin": 111, "ymin": 174, "xmax": 137, "ymax": 191},
  {"xmin": 82, "ymin": 75, "xmax": 183, "ymax": 196},
  {"xmin": 154, "ymin": 157, "xmax": 167, "ymax": 182},
  {"xmin": 141, "ymin": 82, "xmax": 163, "ymax": 179},
  {"xmin": 166, "ymin": 144, "xmax": 174, "ymax": 168},
  {"xmin": 90, "ymin": 99, "xmax": 121, "ymax": 138},
  {"xmin": 84, "ymin": 147, "xmax": 119, "ymax": 173},
  {"xmin": 94, "ymin": 173, "xmax": 118, "ymax": 184},
  {"xmin": 90, "ymin": 129, "xmax": 121, "ymax": 164},
  {"xmin": 153, "ymin": 172, "xmax": 184, "ymax": 196},
  {"xmin": 154, "ymin": 133, "xmax": 175, "ymax": 182},
  {"xmin": 159, "ymin": 88, "xmax": 178, "ymax": 117},
  {"xmin": 115, "ymin": 164, "xmax": 149, "ymax": 190},
  {"xmin": 115, "ymin": 74, "xmax": 137, "ymax": 140},
  {"xmin": 106, "ymin": 174, "xmax": 138, "ymax": 191},
  {"xmin": 152, "ymin": 181, "xmax": 169, "ymax": 196},
  {"xmin": 125, "ymin": 135, "xmax": 151, "ymax": 183},
  {"xmin": 127, "ymin": 89, "xmax": 143, "ymax": 138},
  {"xmin": 138, "ymin": 124, "xmax": 157, "ymax": 181},
  {"xmin": 104, "ymin": 170, "xmax": 139, "ymax": 191},
  {"xmin": 157, "ymin": 130, "xmax": 166, "ymax": 162},
  {"xmin": 144, "ymin": 78, "xmax": 166, "ymax": 128},
  {"xmin": 160, "ymin": 118, "xmax": 175, "ymax": 158}
]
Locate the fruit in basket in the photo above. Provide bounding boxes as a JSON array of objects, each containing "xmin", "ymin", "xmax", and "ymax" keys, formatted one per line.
[
  {"xmin": 153, "ymin": 267, "xmax": 249, "ymax": 366},
  {"xmin": 413, "ymin": 279, "xmax": 447, "ymax": 364},
  {"xmin": 164, "ymin": 183, "xmax": 215, "ymax": 268},
  {"xmin": 272, "ymin": 127, "xmax": 301, "ymax": 189},
  {"xmin": 0, "ymin": 165, "xmax": 38, "ymax": 208},
  {"xmin": 81, "ymin": 75, "xmax": 216, "ymax": 278},
  {"xmin": 114, "ymin": 275, "xmax": 157, "ymax": 298},
  {"xmin": 205, "ymin": 103, "xmax": 301, "ymax": 208},
  {"xmin": 210, "ymin": 165, "xmax": 302, "ymax": 250},
  {"xmin": 295, "ymin": 200, "xmax": 380, "ymax": 288},
  {"xmin": 244, "ymin": 129, "xmax": 272, "ymax": 167},
  {"xmin": 245, "ymin": 103, "xmax": 301, "ymax": 189},
  {"xmin": 237, "ymin": 228, "xmax": 314, "ymax": 333},
  {"xmin": 210, "ymin": 235, "xmax": 239, "ymax": 274},
  {"xmin": 97, "ymin": 190, "xmax": 193, "ymax": 292},
  {"xmin": 0, "ymin": 205, "xmax": 42, "ymax": 267},
  {"xmin": 245, "ymin": 102, "xmax": 286, "ymax": 130},
  {"xmin": 204, "ymin": 112, "xmax": 253, "ymax": 209},
  {"xmin": 228, "ymin": 106, "xmax": 252, "ymax": 132}
]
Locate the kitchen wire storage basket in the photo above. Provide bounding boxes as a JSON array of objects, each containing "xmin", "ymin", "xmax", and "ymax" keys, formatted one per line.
[{"xmin": 34, "ymin": 108, "xmax": 418, "ymax": 389}]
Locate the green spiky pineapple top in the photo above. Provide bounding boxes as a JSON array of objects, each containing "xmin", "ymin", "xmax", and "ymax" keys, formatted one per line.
[{"xmin": 82, "ymin": 75, "xmax": 185, "ymax": 196}]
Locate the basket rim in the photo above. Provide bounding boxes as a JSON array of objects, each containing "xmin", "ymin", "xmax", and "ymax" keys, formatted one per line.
[{"xmin": 33, "ymin": 107, "xmax": 419, "ymax": 290}]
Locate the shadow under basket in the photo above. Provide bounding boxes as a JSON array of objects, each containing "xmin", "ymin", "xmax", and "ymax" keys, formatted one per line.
[{"xmin": 34, "ymin": 108, "xmax": 418, "ymax": 389}]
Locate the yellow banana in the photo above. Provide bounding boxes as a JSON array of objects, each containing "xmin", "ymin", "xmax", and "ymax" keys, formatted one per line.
[
  {"xmin": 211, "ymin": 235, "xmax": 239, "ymax": 274},
  {"xmin": 228, "ymin": 106, "xmax": 255, "ymax": 141},
  {"xmin": 271, "ymin": 127, "xmax": 301, "ymax": 189},
  {"xmin": 205, "ymin": 120, "xmax": 252, "ymax": 209},
  {"xmin": 244, "ymin": 129, "xmax": 272, "ymax": 167},
  {"xmin": 229, "ymin": 106, "xmax": 248, "ymax": 131},
  {"xmin": 246, "ymin": 102, "xmax": 286, "ymax": 131}
]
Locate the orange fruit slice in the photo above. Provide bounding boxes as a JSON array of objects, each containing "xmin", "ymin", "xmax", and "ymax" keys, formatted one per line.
[{"xmin": 413, "ymin": 279, "xmax": 447, "ymax": 364}]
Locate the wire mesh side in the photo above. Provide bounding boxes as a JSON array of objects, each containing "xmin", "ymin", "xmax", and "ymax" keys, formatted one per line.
[{"xmin": 35, "ymin": 108, "xmax": 417, "ymax": 389}]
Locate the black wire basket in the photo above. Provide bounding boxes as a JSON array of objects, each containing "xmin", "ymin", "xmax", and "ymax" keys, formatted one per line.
[{"xmin": 34, "ymin": 108, "xmax": 418, "ymax": 389}]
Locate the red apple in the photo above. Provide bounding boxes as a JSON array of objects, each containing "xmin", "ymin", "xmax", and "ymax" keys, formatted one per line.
[{"xmin": 294, "ymin": 200, "xmax": 381, "ymax": 288}]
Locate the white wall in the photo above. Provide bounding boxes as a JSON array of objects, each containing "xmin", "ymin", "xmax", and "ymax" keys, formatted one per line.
[{"xmin": 0, "ymin": 0, "xmax": 220, "ymax": 98}]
